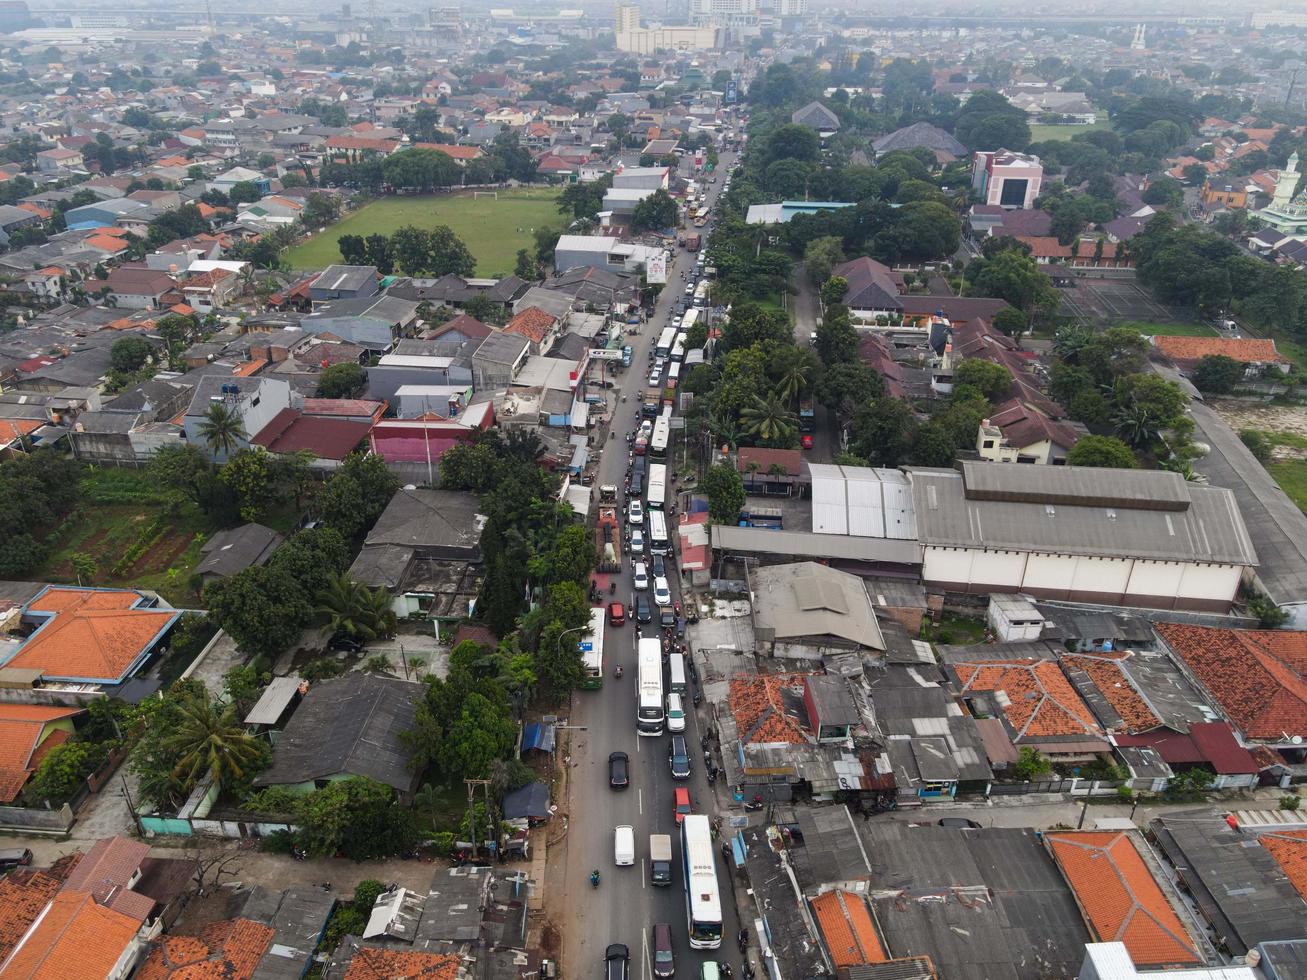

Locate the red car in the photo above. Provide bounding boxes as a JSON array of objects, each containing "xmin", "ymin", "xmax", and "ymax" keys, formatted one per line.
[
  {"xmin": 673, "ymin": 787, "xmax": 691, "ymax": 824},
  {"xmin": 608, "ymin": 601, "xmax": 626, "ymax": 626},
  {"xmin": 801, "ymin": 434, "xmax": 813, "ymax": 449}
]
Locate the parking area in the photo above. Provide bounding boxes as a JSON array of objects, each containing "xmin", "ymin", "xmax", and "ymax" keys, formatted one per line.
[{"xmin": 1061, "ymin": 277, "xmax": 1177, "ymax": 324}]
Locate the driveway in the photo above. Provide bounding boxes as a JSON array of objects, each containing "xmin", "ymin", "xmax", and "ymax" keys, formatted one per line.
[{"xmin": 183, "ymin": 629, "xmax": 245, "ymax": 695}]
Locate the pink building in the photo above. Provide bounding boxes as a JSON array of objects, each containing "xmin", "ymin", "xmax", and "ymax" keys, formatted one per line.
[{"xmin": 972, "ymin": 149, "xmax": 1043, "ymax": 209}]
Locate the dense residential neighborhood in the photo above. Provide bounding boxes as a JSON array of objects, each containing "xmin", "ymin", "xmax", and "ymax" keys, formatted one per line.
[{"xmin": 4, "ymin": 2, "xmax": 1307, "ymax": 980}]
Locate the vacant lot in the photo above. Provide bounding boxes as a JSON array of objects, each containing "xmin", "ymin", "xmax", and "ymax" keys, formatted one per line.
[
  {"xmin": 287, "ymin": 188, "xmax": 562, "ymax": 276},
  {"xmin": 1029, "ymin": 120, "xmax": 1111, "ymax": 142}
]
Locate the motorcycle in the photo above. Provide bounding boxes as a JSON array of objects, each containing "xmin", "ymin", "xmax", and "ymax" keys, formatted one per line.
[
  {"xmin": 590, "ymin": 869, "xmax": 601, "ymax": 888},
  {"xmin": 744, "ymin": 797, "xmax": 764, "ymax": 812},
  {"xmin": 614, "ymin": 665, "xmax": 623, "ymax": 679},
  {"xmin": 609, "ymin": 581, "xmax": 616, "ymax": 595},
  {"xmin": 610, "ymin": 430, "xmax": 615, "ymax": 440}
]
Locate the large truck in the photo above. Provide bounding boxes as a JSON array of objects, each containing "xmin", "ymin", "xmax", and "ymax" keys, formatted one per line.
[
  {"xmin": 642, "ymin": 389, "xmax": 661, "ymax": 418},
  {"xmin": 595, "ymin": 507, "xmax": 623, "ymax": 572},
  {"xmin": 649, "ymin": 834, "xmax": 673, "ymax": 886},
  {"xmin": 685, "ymin": 233, "xmax": 701, "ymax": 251}
]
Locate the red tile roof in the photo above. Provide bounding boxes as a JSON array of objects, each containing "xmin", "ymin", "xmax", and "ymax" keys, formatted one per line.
[
  {"xmin": 1063, "ymin": 653, "xmax": 1159, "ymax": 732},
  {"xmin": 0, "ymin": 705, "xmax": 82, "ymax": 803},
  {"xmin": 1260, "ymin": 830, "xmax": 1307, "ymax": 902},
  {"xmin": 503, "ymin": 306, "xmax": 557, "ymax": 345},
  {"xmin": 1152, "ymin": 336, "xmax": 1289, "ymax": 365},
  {"xmin": 955, "ymin": 659, "xmax": 1103, "ymax": 740},
  {"xmin": 728, "ymin": 674, "xmax": 811, "ymax": 744},
  {"xmin": 811, "ymin": 890, "xmax": 886, "ymax": 967},
  {"xmin": 11, "ymin": 587, "xmax": 179, "ymax": 684},
  {"xmin": 1155, "ymin": 624, "xmax": 1307, "ymax": 740},
  {"xmin": 0, "ymin": 871, "xmax": 68, "ymax": 964},
  {"xmin": 736, "ymin": 447, "xmax": 801, "ymax": 477},
  {"xmin": 136, "ymin": 918, "xmax": 274, "ymax": 980},
  {"xmin": 63, "ymin": 836, "xmax": 150, "ymax": 910},
  {"xmin": 1114, "ymin": 722, "xmax": 1258, "ymax": 774},
  {"xmin": 249, "ymin": 408, "xmax": 371, "ymax": 461},
  {"xmin": 0, "ymin": 889, "xmax": 141, "ymax": 980},
  {"xmin": 414, "ymin": 142, "xmax": 483, "ymax": 160},
  {"xmin": 340, "ymin": 948, "xmax": 461, "ymax": 979},
  {"xmin": 1046, "ymin": 831, "xmax": 1200, "ymax": 968}
]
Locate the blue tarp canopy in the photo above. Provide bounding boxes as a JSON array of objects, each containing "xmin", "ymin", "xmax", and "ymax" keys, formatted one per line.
[
  {"xmin": 502, "ymin": 781, "xmax": 551, "ymax": 820},
  {"xmin": 521, "ymin": 720, "xmax": 556, "ymax": 753}
]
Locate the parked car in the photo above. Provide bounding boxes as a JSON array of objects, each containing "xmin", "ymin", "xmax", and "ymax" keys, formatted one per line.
[
  {"xmin": 673, "ymin": 787, "xmax": 691, "ymax": 825},
  {"xmin": 606, "ymin": 944, "xmax": 630, "ymax": 980},
  {"xmin": 668, "ymin": 735, "xmax": 691, "ymax": 779},
  {"xmin": 665, "ymin": 692, "xmax": 686, "ymax": 733},
  {"xmin": 329, "ymin": 634, "xmax": 363, "ymax": 653},
  {"xmin": 0, "ymin": 848, "xmax": 32, "ymax": 871},
  {"xmin": 609, "ymin": 751, "xmax": 629, "ymax": 789},
  {"xmin": 937, "ymin": 817, "xmax": 982, "ymax": 829},
  {"xmin": 801, "ymin": 433, "xmax": 813, "ymax": 449},
  {"xmin": 633, "ymin": 562, "xmax": 649, "ymax": 591},
  {"xmin": 608, "ymin": 601, "xmax": 626, "ymax": 627},
  {"xmin": 653, "ymin": 576, "xmax": 671, "ymax": 607},
  {"xmin": 652, "ymin": 923, "xmax": 676, "ymax": 978}
]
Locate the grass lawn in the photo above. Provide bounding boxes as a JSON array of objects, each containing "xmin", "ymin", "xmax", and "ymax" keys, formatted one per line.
[
  {"xmin": 1029, "ymin": 120, "xmax": 1111, "ymax": 143},
  {"xmin": 287, "ymin": 188, "xmax": 561, "ymax": 276},
  {"xmin": 1115, "ymin": 320, "xmax": 1219, "ymax": 337},
  {"xmin": 1263, "ymin": 324, "xmax": 1307, "ymax": 373},
  {"xmin": 1268, "ymin": 460, "xmax": 1307, "ymax": 512}
]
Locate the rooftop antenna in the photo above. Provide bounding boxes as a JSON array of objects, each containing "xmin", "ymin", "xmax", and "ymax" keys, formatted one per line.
[{"xmin": 205, "ymin": 0, "xmax": 215, "ymax": 36}]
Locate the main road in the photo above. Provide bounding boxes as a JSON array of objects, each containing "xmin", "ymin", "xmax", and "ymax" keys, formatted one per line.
[{"xmin": 558, "ymin": 153, "xmax": 749, "ymax": 980}]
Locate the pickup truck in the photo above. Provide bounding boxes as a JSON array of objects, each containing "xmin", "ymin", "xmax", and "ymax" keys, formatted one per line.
[{"xmin": 649, "ymin": 834, "xmax": 673, "ymax": 886}]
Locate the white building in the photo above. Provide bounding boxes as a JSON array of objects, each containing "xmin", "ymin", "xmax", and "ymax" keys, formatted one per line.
[
  {"xmin": 553, "ymin": 235, "xmax": 667, "ymax": 276},
  {"xmin": 908, "ymin": 462, "xmax": 1256, "ymax": 613}
]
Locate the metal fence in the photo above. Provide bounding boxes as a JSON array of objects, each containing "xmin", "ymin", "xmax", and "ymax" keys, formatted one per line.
[{"xmin": 990, "ymin": 778, "xmax": 1124, "ymax": 797}]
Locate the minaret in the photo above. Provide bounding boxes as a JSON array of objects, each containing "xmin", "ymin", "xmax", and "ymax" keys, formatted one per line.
[
  {"xmin": 1273, "ymin": 152, "xmax": 1300, "ymax": 209},
  {"xmin": 1131, "ymin": 24, "xmax": 1145, "ymax": 50}
]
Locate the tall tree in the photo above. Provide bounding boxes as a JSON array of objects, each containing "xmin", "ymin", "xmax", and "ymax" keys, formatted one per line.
[{"xmin": 197, "ymin": 403, "xmax": 245, "ymax": 457}]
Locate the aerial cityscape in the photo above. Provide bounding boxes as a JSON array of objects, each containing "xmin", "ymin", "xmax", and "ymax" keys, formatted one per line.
[{"xmin": 3, "ymin": 1, "xmax": 1307, "ymax": 979}]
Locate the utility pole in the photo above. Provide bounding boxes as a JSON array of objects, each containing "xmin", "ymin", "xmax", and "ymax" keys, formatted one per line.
[{"xmin": 465, "ymin": 778, "xmax": 492, "ymax": 860}]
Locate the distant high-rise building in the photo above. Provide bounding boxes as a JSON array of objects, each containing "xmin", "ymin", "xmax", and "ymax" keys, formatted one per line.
[
  {"xmin": 1130, "ymin": 24, "xmax": 1146, "ymax": 50},
  {"xmin": 615, "ymin": 2, "xmax": 640, "ymax": 32},
  {"xmin": 0, "ymin": 1, "xmax": 29, "ymax": 33},
  {"xmin": 690, "ymin": 0, "xmax": 757, "ymax": 29},
  {"xmin": 972, "ymin": 150, "xmax": 1044, "ymax": 210}
]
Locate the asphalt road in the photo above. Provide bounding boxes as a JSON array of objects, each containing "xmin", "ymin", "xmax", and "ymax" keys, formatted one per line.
[
  {"xmin": 790, "ymin": 263, "xmax": 835, "ymax": 464},
  {"xmin": 561, "ymin": 154, "xmax": 747, "ymax": 980}
]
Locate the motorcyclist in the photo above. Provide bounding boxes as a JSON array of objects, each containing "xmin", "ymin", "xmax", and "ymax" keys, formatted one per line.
[{"xmin": 590, "ymin": 869, "xmax": 601, "ymax": 887}]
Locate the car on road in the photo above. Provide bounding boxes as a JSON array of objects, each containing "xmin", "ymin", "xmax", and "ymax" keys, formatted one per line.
[
  {"xmin": 665, "ymin": 692, "xmax": 686, "ymax": 732},
  {"xmin": 608, "ymin": 601, "xmax": 626, "ymax": 626},
  {"xmin": 653, "ymin": 576, "xmax": 671, "ymax": 606},
  {"xmin": 673, "ymin": 787, "xmax": 691, "ymax": 825},
  {"xmin": 628, "ymin": 500, "xmax": 644, "ymax": 525},
  {"xmin": 633, "ymin": 562, "xmax": 649, "ymax": 591},
  {"xmin": 605, "ymin": 944, "xmax": 630, "ymax": 980},
  {"xmin": 801, "ymin": 433, "xmax": 813, "ymax": 449},
  {"xmin": 614, "ymin": 825, "xmax": 635, "ymax": 865},
  {"xmin": 609, "ymin": 751, "xmax": 629, "ymax": 789},
  {"xmin": 651, "ymin": 553, "xmax": 666, "ymax": 577},
  {"xmin": 652, "ymin": 923, "xmax": 676, "ymax": 978},
  {"xmin": 937, "ymin": 817, "xmax": 982, "ymax": 829},
  {"xmin": 631, "ymin": 529, "xmax": 645, "ymax": 553},
  {"xmin": 669, "ymin": 735, "xmax": 691, "ymax": 779},
  {"xmin": 329, "ymin": 634, "xmax": 364, "ymax": 653},
  {"xmin": 636, "ymin": 595, "xmax": 653, "ymax": 623},
  {"xmin": 647, "ymin": 371, "xmax": 661, "ymax": 387}
]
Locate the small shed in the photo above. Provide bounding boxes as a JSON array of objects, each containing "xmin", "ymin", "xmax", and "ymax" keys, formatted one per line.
[{"xmin": 502, "ymin": 781, "xmax": 551, "ymax": 823}]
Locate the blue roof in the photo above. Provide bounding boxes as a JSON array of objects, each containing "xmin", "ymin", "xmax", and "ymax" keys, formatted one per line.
[{"xmin": 521, "ymin": 720, "xmax": 556, "ymax": 753}]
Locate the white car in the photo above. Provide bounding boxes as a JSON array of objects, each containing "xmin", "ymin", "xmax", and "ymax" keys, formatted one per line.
[
  {"xmin": 628, "ymin": 499, "xmax": 644, "ymax": 525},
  {"xmin": 665, "ymin": 692, "xmax": 686, "ymax": 733},
  {"xmin": 648, "ymin": 372, "xmax": 661, "ymax": 387},
  {"xmin": 633, "ymin": 562, "xmax": 649, "ymax": 591},
  {"xmin": 654, "ymin": 576, "xmax": 671, "ymax": 607},
  {"xmin": 631, "ymin": 529, "xmax": 645, "ymax": 554},
  {"xmin": 614, "ymin": 824, "xmax": 635, "ymax": 866}
]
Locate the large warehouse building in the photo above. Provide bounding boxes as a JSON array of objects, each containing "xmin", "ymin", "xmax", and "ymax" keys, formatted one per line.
[{"xmin": 908, "ymin": 463, "xmax": 1256, "ymax": 612}]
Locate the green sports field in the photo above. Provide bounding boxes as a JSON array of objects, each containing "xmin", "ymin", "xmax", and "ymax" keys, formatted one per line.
[
  {"xmin": 1029, "ymin": 120, "xmax": 1111, "ymax": 143},
  {"xmin": 287, "ymin": 188, "xmax": 561, "ymax": 276}
]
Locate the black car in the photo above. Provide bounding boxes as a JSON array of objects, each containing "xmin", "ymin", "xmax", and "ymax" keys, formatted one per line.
[
  {"xmin": 609, "ymin": 751, "xmax": 629, "ymax": 789},
  {"xmin": 660, "ymin": 608, "xmax": 676, "ymax": 629},
  {"xmin": 636, "ymin": 595, "xmax": 653, "ymax": 624},
  {"xmin": 669, "ymin": 734, "xmax": 691, "ymax": 779},
  {"xmin": 937, "ymin": 817, "xmax": 982, "ymax": 829},
  {"xmin": 651, "ymin": 554, "xmax": 666, "ymax": 577},
  {"xmin": 605, "ymin": 943, "xmax": 630, "ymax": 980},
  {"xmin": 329, "ymin": 634, "xmax": 364, "ymax": 653}
]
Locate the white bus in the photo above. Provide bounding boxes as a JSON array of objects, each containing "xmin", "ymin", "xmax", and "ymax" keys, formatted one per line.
[
  {"xmin": 648, "ymin": 509, "xmax": 669, "ymax": 556},
  {"xmin": 647, "ymin": 463, "xmax": 667, "ymax": 510},
  {"xmin": 693, "ymin": 281, "xmax": 709, "ymax": 308},
  {"xmin": 681, "ymin": 815, "xmax": 723, "ymax": 949},
  {"xmin": 637, "ymin": 639, "xmax": 664, "ymax": 736},
  {"xmin": 667, "ymin": 362, "xmax": 682, "ymax": 388},
  {"xmin": 581, "ymin": 605, "xmax": 605, "ymax": 690},
  {"xmin": 650, "ymin": 416, "xmax": 671, "ymax": 460},
  {"xmin": 671, "ymin": 332, "xmax": 687, "ymax": 363},
  {"xmin": 655, "ymin": 326, "xmax": 677, "ymax": 358},
  {"xmin": 680, "ymin": 308, "xmax": 700, "ymax": 333}
]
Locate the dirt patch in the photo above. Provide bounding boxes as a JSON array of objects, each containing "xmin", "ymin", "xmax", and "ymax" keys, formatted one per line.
[
  {"xmin": 540, "ymin": 920, "xmax": 561, "ymax": 957},
  {"xmin": 130, "ymin": 531, "xmax": 195, "ymax": 576},
  {"xmin": 1210, "ymin": 399, "xmax": 1307, "ymax": 460}
]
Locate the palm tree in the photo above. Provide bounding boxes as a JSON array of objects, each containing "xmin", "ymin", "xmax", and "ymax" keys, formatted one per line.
[
  {"xmin": 741, "ymin": 393, "xmax": 797, "ymax": 445},
  {"xmin": 198, "ymin": 403, "xmax": 244, "ymax": 457},
  {"xmin": 162, "ymin": 695, "xmax": 265, "ymax": 794},
  {"xmin": 1113, "ymin": 405, "xmax": 1160, "ymax": 449},
  {"xmin": 710, "ymin": 413, "xmax": 742, "ymax": 453},
  {"xmin": 1052, "ymin": 324, "xmax": 1092, "ymax": 363},
  {"xmin": 775, "ymin": 365, "xmax": 809, "ymax": 409},
  {"xmin": 315, "ymin": 572, "xmax": 389, "ymax": 640}
]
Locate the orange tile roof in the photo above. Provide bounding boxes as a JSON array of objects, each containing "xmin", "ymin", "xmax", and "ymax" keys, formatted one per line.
[
  {"xmin": 1152, "ymin": 335, "xmax": 1289, "ymax": 365},
  {"xmin": 341, "ymin": 948, "xmax": 461, "ymax": 979},
  {"xmin": 811, "ymin": 890, "xmax": 886, "ymax": 967},
  {"xmin": 1260, "ymin": 830, "xmax": 1307, "ymax": 902},
  {"xmin": 0, "ymin": 419, "xmax": 42, "ymax": 444},
  {"xmin": 136, "ymin": 918, "xmax": 274, "ymax": 980},
  {"xmin": 728, "ymin": 674, "xmax": 811, "ymax": 744},
  {"xmin": 11, "ymin": 587, "xmax": 179, "ymax": 684},
  {"xmin": 0, "ymin": 871, "xmax": 66, "ymax": 964},
  {"xmin": 503, "ymin": 306, "xmax": 557, "ymax": 345},
  {"xmin": 1156, "ymin": 623, "xmax": 1307, "ymax": 739},
  {"xmin": 955, "ymin": 659, "xmax": 1103, "ymax": 739},
  {"xmin": 1063, "ymin": 653, "xmax": 1159, "ymax": 732},
  {"xmin": 0, "ymin": 889, "xmax": 140, "ymax": 980},
  {"xmin": 232, "ymin": 358, "xmax": 267, "ymax": 377},
  {"xmin": 84, "ymin": 234, "xmax": 129, "ymax": 253},
  {"xmin": 0, "ymin": 705, "xmax": 82, "ymax": 802},
  {"xmin": 414, "ymin": 142, "xmax": 482, "ymax": 160},
  {"xmin": 1046, "ymin": 832, "xmax": 1200, "ymax": 968}
]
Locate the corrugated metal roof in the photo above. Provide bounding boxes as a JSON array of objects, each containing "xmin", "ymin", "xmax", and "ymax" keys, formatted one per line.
[{"xmin": 808, "ymin": 464, "xmax": 919, "ymax": 540}]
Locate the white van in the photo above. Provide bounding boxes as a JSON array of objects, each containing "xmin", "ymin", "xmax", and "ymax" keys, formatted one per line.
[
  {"xmin": 665, "ymin": 692, "xmax": 686, "ymax": 732},
  {"xmin": 614, "ymin": 825, "xmax": 635, "ymax": 866},
  {"xmin": 667, "ymin": 653, "xmax": 687, "ymax": 695}
]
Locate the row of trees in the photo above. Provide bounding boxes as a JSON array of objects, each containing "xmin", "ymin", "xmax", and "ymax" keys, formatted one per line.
[{"xmin": 338, "ymin": 223, "xmax": 476, "ymax": 278}]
